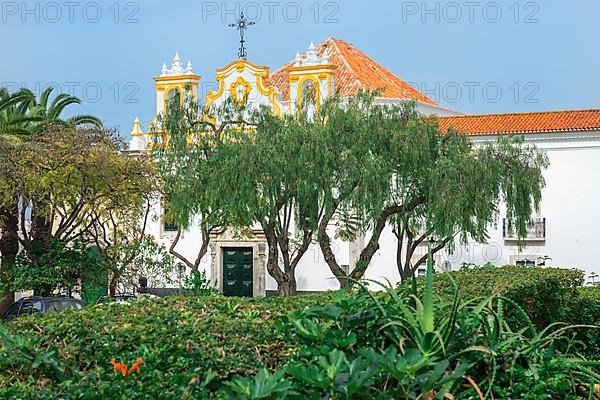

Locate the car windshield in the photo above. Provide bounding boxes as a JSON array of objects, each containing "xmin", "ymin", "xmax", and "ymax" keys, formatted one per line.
[
  {"xmin": 3, "ymin": 303, "xmax": 21, "ymax": 320},
  {"xmin": 46, "ymin": 300, "xmax": 81, "ymax": 312}
]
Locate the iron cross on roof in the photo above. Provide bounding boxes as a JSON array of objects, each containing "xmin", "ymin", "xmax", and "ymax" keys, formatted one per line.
[{"xmin": 229, "ymin": 12, "xmax": 255, "ymax": 59}]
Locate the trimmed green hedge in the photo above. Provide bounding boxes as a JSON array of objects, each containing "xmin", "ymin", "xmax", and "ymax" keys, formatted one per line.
[
  {"xmin": 411, "ymin": 266, "xmax": 599, "ymax": 357},
  {"xmin": 426, "ymin": 266, "xmax": 584, "ymax": 327},
  {"xmin": 0, "ymin": 294, "xmax": 333, "ymax": 398},
  {"xmin": 0, "ymin": 267, "xmax": 598, "ymax": 398}
]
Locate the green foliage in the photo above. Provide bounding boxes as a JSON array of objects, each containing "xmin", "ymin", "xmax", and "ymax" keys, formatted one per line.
[
  {"xmin": 409, "ymin": 266, "xmax": 600, "ymax": 359},
  {"xmin": 421, "ymin": 265, "xmax": 584, "ymax": 328},
  {"xmin": 80, "ymin": 246, "xmax": 108, "ymax": 305},
  {"xmin": 277, "ymin": 267, "xmax": 599, "ymax": 399},
  {"xmin": 183, "ymin": 270, "xmax": 219, "ymax": 296},
  {"xmin": 0, "ymin": 294, "xmax": 330, "ymax": 398},
  {"xmin": 0, "ymin": 325, "xmax": 64, "ymax": 382},
  {"xmin": 225, "ymin": 368, "xmax": 292, "ymax": 399},
  {"xmin": 104, "ymin": 235, "xmax": 175, "ymax": 294},
  {"xmin": 6, "ymin": 239, "xmax": 103, "ymax": 296},
  {"xmin": 0, "ymin": 268, "xmax": 598, "ymax": 399},
  {"xmin": 152, "ymin": 91, "xmax": 548, "ymax": 294}
]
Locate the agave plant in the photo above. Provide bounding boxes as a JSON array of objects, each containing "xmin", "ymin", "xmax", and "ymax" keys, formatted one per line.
[
  {"xmin": 364, "ymin": 252, "xmax": 465, "ymax": 358},
  {"xmin": 357, "ymin": 251, "xmax": 600, "ymax": 398}
]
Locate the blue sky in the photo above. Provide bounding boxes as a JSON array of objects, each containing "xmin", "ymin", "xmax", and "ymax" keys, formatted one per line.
[{"xmin": 2, "ymin": 0, "xmax": 598, "ymax": 136}]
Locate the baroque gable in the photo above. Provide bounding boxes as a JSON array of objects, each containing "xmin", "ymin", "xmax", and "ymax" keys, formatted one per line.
[{"xmin": 206, "ymin": 59, "xmax": 283, "ymax": 116}]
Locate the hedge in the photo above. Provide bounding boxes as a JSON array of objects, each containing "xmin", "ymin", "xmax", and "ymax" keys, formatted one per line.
[
  {"xmin": 411, "ymin": 266, "xmax": 600, "ymax": 357},
  {"xmin": 423, "ymin": 266, "xmax": 584, "ymax": 326},
  {"xmin": 0, "ymin": 267, "xmax": 598, "ymax": 398},
  {"xmin": 0, "ymin": 294, "xmax": 333, "ymax": 398}
]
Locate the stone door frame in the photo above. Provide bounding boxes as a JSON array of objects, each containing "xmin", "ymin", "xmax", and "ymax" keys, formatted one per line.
[{"xmin": 209, "ymin": 230, "xmax": 267, "ymax": 297}]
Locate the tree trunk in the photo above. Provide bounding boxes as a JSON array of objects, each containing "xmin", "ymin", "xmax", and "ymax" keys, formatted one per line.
[
  {"xmin": 351, "ymin": 197, "xmax": 427, "ymax": 281},
  {"xmin": 316, "ymin": 201, "xmax": 350, "ymax": 289},
  {"xmin": 396, "ymin": 237, "xmax": 409, "ymax": 281},
  {"xmin": 0, "ymin": 202, "xmax": 19, "ymax": 313},
  {"xmin": 30, "ymin": 197, "xmax": 53, "ymax": 242},
  {"xmin": 109, "ymin": 281, "xmax": 117, "ymax": 297},
  {"xmin": 350, "ymin": 209, "xmax": 390, "ymax": 280},
  {"xmin": 263, "ymin": 223, "xmax": 297, "ymax": 297},
  {"xmin": 317, "ymin": 211, "xmax": 350, "ymax": 289},
  {"xmin": 169, "ymin": 226, "xmax": 210, "ymax": 273},
  {"xmin": 277, "ymin": 277, "xmax": 297, "ymax": 297}
]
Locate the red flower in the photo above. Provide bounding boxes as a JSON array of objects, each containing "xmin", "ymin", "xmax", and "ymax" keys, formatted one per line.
[
  {"xmin": 110, "ymin": 357, "xmax": 143, "ymax": 376},
  {"xmin": 128, "ymin": 358, "xmax": 143, "ymax": 375}
]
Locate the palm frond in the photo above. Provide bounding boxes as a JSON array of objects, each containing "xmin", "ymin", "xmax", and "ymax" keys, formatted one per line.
[{"xmin": 68, "ymin": 115, "xmax": 103, "ymax": 127}]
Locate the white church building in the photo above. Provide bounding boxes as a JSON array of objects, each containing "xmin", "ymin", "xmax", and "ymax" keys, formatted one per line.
[{"xmin": 129, "ymin": 37, "xmax": 600, "ymax": 295}]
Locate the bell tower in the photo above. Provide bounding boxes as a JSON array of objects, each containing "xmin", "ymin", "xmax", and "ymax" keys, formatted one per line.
[
  {"xmin": 288, "ymin": 42, "xmax": 336, "ymax": 114},
  {"xmin": 153, "ymin": 52, "xmax": 201, "ymax": 116}
]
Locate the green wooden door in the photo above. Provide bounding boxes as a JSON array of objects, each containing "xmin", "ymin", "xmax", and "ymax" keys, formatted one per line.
[{"xmin": 222, "ymin": 248, "xmax": 253, "ymax": 297}]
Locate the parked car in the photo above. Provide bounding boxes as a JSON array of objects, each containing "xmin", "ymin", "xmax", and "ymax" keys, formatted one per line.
[{"xmin": 1, "ymin": 296, "xmax": 82, "ymax": 322}]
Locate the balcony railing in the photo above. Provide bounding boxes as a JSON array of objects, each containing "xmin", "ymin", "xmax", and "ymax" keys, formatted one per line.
[{"xmin": 503, "ymin": 218, "xmax": 546, "ymax": 241}]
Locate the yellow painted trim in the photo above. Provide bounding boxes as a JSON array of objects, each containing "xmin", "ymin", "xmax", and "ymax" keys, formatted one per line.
[
  {"xmin": 288, "ymin": 64, "xmax": 337, "ymax": 73},
  {"xmin": 297, "ymin": 76, "xmax": 321, "ymax": 113},
  {"xmin": 229, "ymin": 76, "xmax": 252, "ymax": 107},
  {"xmin": 162, "ymin": 85, "xmax": 185, "ymax": 112},
  {"xmin": 216, "ymin": 59, "xmax": 270, "ymax": 75},
  {"xmin": 206, "ymin": 75, "xmax": 226, "ymax": 108},
  {"xmin": 256, "ymin": 75, "xmax": 282, "ymax": 116},
  {"xmin": 205, "ymin": 58, "xmax": 283, "ymax": 116},
  {"xmin": 154, "ymin": 74, "xmax": 201, "ymax": 82}
]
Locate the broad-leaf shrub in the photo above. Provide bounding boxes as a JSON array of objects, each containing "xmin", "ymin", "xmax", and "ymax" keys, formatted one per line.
[{"xmin": 0, "ymin": 267, "xmax": 598, "ymax": 398}]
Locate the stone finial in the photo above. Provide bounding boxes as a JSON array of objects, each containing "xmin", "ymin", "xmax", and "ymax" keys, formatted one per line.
[
  {"xmin": 295, "ymin": 41, "xmax": 329, "ymax": 67},
  {"xmin": 130, "ymin": 117, "xmax": 144, "ymax": 137},
  {"xmin": 185, "ymin": 60, "xmax": 194, "ymax": 74},
  {"xmin": 305, "ymin": 41, "xmax": 319, "ymax": 64},
  {"xmin": 294, "ymin": 51, "xmax": 302, "ymax": 66},
  {"xmin": 171, "ymin": 52, "xmax": 183, "ymax": 74},
  {"xmin": 160, "ymin": 52, "xmax": 194, "ymax": 76}
]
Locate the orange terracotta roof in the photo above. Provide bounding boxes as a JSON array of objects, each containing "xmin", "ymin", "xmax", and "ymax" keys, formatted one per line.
[
  {"xmin": 267, "ymin": 37, "xmax": 437, "ymax": 105},
  {"xmin": 438, "ymin": 109, "xmax": 600, "ymax": 136}
]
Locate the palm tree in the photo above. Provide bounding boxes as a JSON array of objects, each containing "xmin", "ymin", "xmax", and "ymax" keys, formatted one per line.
[
  {"xmin": 0, "ymin": 88, "xmax": 40, "ymax": 138},
  {"xmin": 28, "ymin": 87, "xmax": 102, "ymax": 132},
  {"xmin": 0, "ymin": 86, "xmax": 103, "ymax": 304}
]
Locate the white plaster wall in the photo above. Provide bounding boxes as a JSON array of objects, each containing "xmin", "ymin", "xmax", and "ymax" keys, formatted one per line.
[
  {"xmin": 210, "ymin": 69, "xmax": 279, "ymax": 117},
  {"xmin": 368, "ymin": 133, "xmax": 600, "ymax": 286},
  {"xmin": 149, "ymin": 132, "xmax": 600, "ymax": 292}
]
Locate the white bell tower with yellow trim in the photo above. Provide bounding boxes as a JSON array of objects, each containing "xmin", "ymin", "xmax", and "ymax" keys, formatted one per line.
[
  {"xmin": 288, "ymin": 42, "xmax": 336, "ymax": 114},
  {"xmin": 154, "ymin": 52, "xmax": 201, "ymax": 116}
]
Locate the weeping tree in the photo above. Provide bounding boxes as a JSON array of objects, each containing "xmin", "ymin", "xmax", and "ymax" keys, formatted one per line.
[
  {"xmin": 310, "ymin": 94, "xmax": 548, "ymax": 287},
  {"xmin": 155, "ymin": 89, "xmax": 547, "ymax": 294},
  {"xmin": 212, "ymin": 111, "xmax": 320, "ymax": 296},
  {"xmin": 153, "ymin": 91, "xmax": 254, "ymax": 273},
  {"xmin": 156, "ymin": 90, "xmax": 318, "ymax": 296},
  {"xmin": 391, "ymin": 133, "xmax": 548, "ymax": 280}
]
